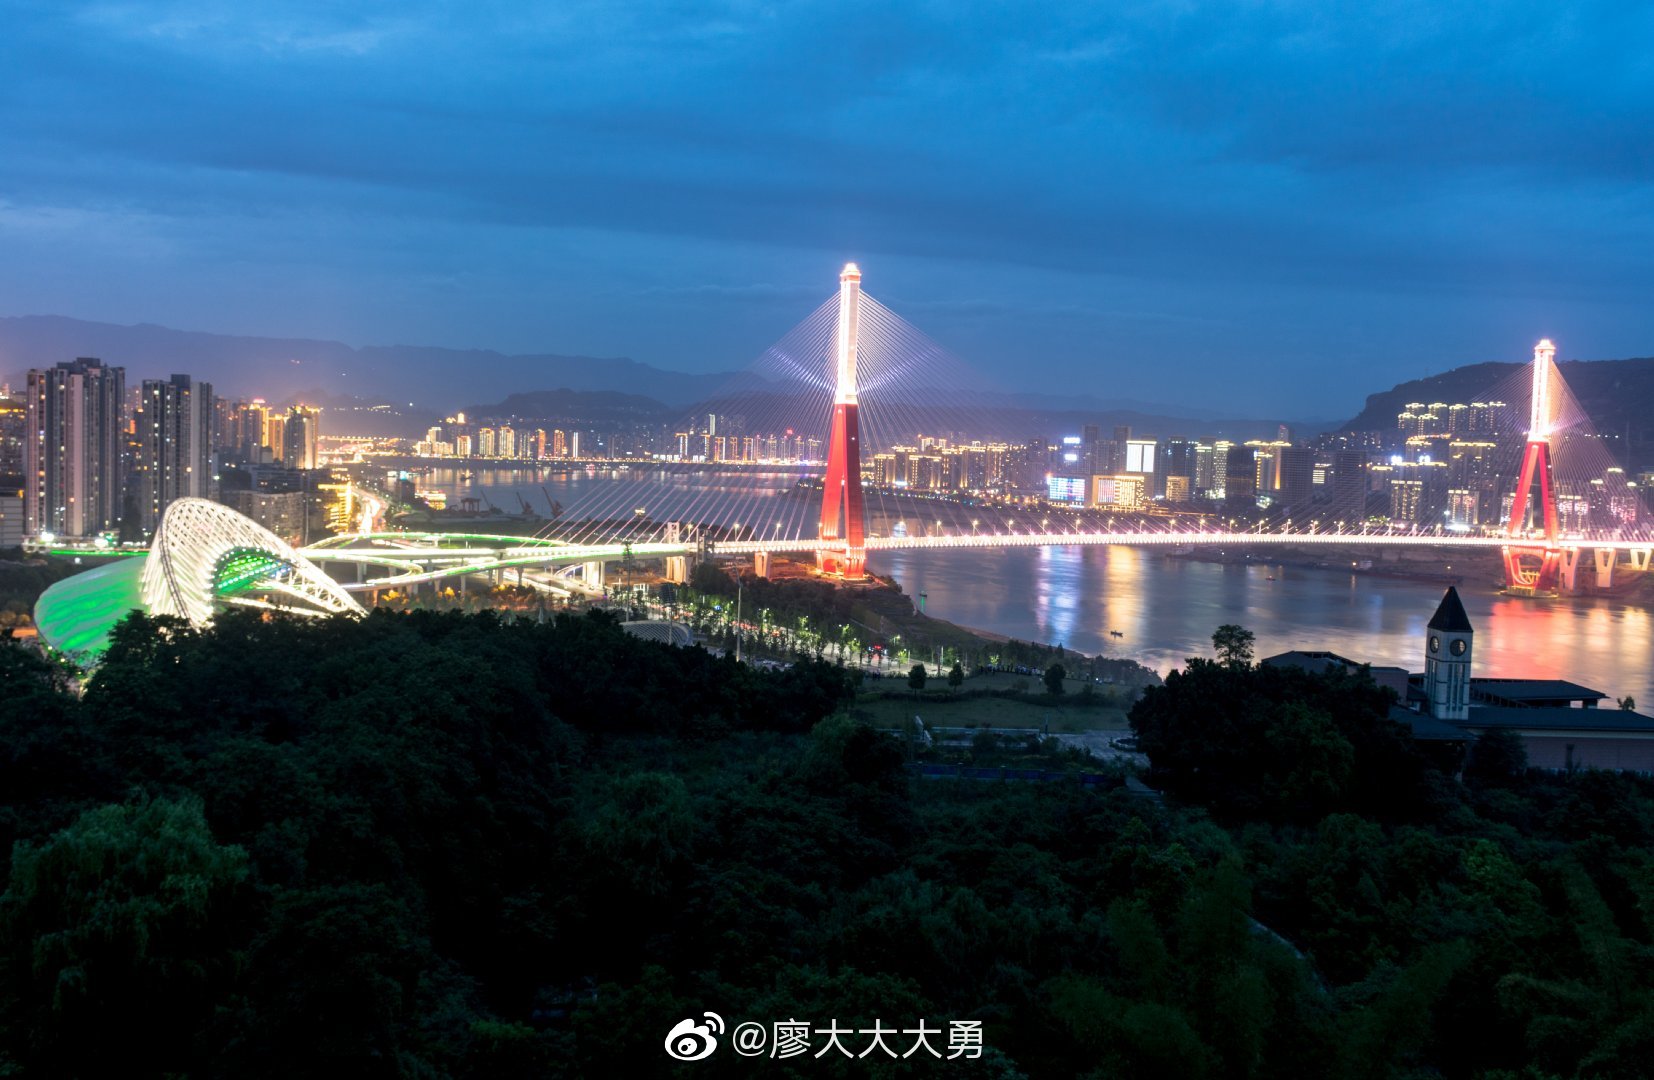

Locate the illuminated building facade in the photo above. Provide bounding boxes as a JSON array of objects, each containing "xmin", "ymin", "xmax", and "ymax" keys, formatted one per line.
[
  {"xmin": 264, "ymin": 415, "xmax": 287, "ymax": 465},
  {"xmin": 1091, "ymin": 474, "xmax": 1146, "ymax": 510},
  {"xmin": 283, "ymin": 406, "xmax": 320, "ymax": 470},
  {"xmin": 135, "ymin": 374, "xmax": 214, "ymax": 537},
  {"xmin": 0, "ymin": 394, "xmax": 25, "ymax": 475},
  {"xmin": 24, "ymin": 357, "xmax": 126, "ymax": 538}
]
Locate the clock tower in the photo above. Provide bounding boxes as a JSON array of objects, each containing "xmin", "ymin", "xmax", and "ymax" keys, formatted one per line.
[{"xmin": 1425, "ymin": 586, "xmax": 1473, "ymax": 721}]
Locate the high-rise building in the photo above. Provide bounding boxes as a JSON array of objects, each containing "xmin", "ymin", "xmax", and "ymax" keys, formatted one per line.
[
  {"xmin": 1224, "ymin": 444, "xmax": 1257, "ymax": 509},
  {"xmin": 264, "ymin": 415, "xmax": 286, "ymax": 465},
  {"xmin": 1390, "ymin": 478, "xmax": 1425, "ymax": 523},
  {"xmin": 1161, "ymin": 438, "xmax": 1195, "ymax": 485},
  {"xmin": 1447, "ymin": 488, "xmax": 1479, "ymax": 528},
  {"xmin": 236, "ymin": 401, "xmax": 271, "ymax": 461},
  {"xmin": 0, "ymin": 394, "xmax": 25, "ymax": 476},
  {"xmin": 1193, "ymin": 442, "xmax": 1216, "ymax": 498},
  {"xmin": 1121, "ymin": 438, "xmax": 1158, "ymax": 499},
  {"xmin": 219, "ymin": 489, "xmax": 307, "ymax": 546},
  {"xmin": 283, "ymin": 406, "xmax": 320, "ymax": 469},
  {"xmin": 135, "ymin": 374, "xmax": 214, "ymax": 536},
  {"xmin": 0, "ymin": 478, "xmax": 23, "ymax": 549},
  {"xmin": 211, "ymin": 395, "xmax": 239, "ymax": 454},
  {"xmin": 1091, "ymin": 474, "xmax": 1145, "ymax": 510},
  {"xmin": 1467, "ymin": 401, "xmax": 1506, "ymax": 436},
  {"xmin": 1277, "ymin": 446, "xmax": 1315, "ymax": 511},
  {"xmin": 1210, "ymin": 441, "xmax": 1233, "ymax": 500},
  {"xmin": 24, "ymin": 358, "xmax": 127, "ymax": 538},
  {"xmin": 1246, "ymin": 440, "xmax": 1292, "ymax": 496},
  {"xmin": 1327, "ymin": 450, "xmax": 1368, "ymax": 522}
]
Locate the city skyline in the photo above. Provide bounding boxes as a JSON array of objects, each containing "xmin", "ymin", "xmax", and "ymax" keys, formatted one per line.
[{"xmin": 4, "ymin": 3, "xmax": 1654, "ymax": 416}]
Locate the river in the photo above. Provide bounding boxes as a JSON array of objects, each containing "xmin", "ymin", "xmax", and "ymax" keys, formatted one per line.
[
  {"xmin": 418, "ymin": 465, "xmax": 1654, "ymax": 705},
  {"xmin": 870, "ymin": 546, "xmax": 1654, "ymax": 705}
]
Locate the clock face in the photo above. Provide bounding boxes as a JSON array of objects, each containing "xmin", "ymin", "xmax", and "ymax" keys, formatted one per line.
[
  {"xmin": 1429, "ymin": 635, "xmax": 1441, "ymax": 654},
  {"xmin": 1451, "ymin": 638, "xmax": 1467, "ymax": 656}
]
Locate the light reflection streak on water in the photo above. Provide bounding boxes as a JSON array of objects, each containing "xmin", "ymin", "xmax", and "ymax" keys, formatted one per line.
[
  {"xmin": 413, "ymin": 469, "xmax": 1653, "ymax": 704},
  {"xmin": 872, "ymin": 546, "xmax": 1654, "ymax": 705}
]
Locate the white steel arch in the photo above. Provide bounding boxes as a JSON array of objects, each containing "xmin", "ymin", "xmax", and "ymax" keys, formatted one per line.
[{"xmin": 140, "ymin": 498, "xmax": 365, "ymax": 626}]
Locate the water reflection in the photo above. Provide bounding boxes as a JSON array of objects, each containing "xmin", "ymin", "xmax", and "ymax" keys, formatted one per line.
[
  {"xmin": 871, "ymin": 546, "xmax": 1654, "ymax": 705},
  {"xmin": 410, "ymin": 469, "xmax": 1652, "ymax": 703}
]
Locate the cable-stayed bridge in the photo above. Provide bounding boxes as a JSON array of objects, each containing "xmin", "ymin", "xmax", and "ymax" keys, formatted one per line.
[
  {"xmin": 301, "ymin": 526, "xmax": 1654, "ymax": 596},
  {"xmin": 33, "ymin": 267, "xmax": 1651, "ymax": 668},
  {"xmin": 302, "ymin": 268, "xmax": 1651, "ymax": 599}
]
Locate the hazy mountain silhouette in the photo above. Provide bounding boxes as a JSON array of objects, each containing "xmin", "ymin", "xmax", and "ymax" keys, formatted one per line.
[
  {"xmin": 469, "ymin": 388, "xmax": 676, "ymax": 424},
  {"xmin": 0, "ymin": 315, "xmax": 753, "ymax": 407},
  {"xmin": 1341, "ymin": 356, "xmax": 1654, "ymax": 457}
]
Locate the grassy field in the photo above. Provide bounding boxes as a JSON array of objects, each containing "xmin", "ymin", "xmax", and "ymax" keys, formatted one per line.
[{"xmin": 855, "ymin": 691, "xmax": 1130, "ymax": 733}]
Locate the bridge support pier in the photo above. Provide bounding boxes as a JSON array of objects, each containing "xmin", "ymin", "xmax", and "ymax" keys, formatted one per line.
[
  {"xmin": 1503, "ymin": 545, "xmax": 1564, "ymax": 596},
  {"xmin": 1557, "ymin": 547, "xmax": 1582, "ymax": 592},
  {"xmin": 1594, "ymin": 547, "xmax": 1616, "ymax": 588},
  {"xmin": 1631, "ymin": 548, "xmax": 1652, "ymax": 573},
  {"xmin": 753, "ymin": 551, "xmax": 771, "ymax": 579},
  {"xmin": 664, "ymin": 556, "xmax": 688, "ymax": 584},
  {"xmin": 583, "ymin": 560, "xmax": 604, "ymax": 588}
]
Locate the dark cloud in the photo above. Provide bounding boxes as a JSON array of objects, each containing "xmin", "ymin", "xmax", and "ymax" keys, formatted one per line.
[{"xmin": 0, "ymin": 1, "xmax": 1650, "ymax": 415}]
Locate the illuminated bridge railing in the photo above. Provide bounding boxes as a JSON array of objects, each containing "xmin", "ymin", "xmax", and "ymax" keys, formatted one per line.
[
  {"xmin": 305, "ymin": 529, "xmax": 1654, "ymax": 590},
  {"xmin": 865, "ymin": 531, "xmax": 1519, "ymax": 551}
]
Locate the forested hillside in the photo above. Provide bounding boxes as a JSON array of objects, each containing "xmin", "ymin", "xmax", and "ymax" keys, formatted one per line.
[{"xmin": 2, "ymin": 611, "xmax": 1653, "ymax": 1077}]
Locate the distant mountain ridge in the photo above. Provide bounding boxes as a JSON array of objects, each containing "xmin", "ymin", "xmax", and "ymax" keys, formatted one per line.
[
  {"xmin": 464, "ymin": 384, "xmax": 1309, "ymax": 444},
  {"xmin": 0, "ymin": 314, "xmax": 751, "ymax": 408},
  {"xmin": 471, "ymin": 388, "xmax": 675, "ymax": 424},
  {"xmin": 3, "ymin": 313, "xmax": 1476, "ymax": 445},
  {"xmin": 1341, "ymin": 356, "xmax": 1654, "ymax": 462},
  {"xmin": 0, "ymin": 314, "xmax": 1311, "ymax": 426}
]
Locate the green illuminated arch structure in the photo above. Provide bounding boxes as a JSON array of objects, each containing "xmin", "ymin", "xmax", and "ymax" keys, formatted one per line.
[{"xmin": 36, "ymin": 498, "xmax": 363, "ymax": 663}]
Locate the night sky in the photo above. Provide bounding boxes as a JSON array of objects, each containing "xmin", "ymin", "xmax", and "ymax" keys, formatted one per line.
[{"xmin": 3, "ymin": 2, "xmax": 1652, "ymax": 417}]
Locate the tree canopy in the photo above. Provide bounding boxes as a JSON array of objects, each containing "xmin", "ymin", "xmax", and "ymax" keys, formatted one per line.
[{"xmin": 3, "ymin": 609, "xmax": 1654, "ymax": 1076}]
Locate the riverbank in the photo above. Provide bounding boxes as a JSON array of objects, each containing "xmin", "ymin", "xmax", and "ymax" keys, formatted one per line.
[
  {"xmin": 696, "ymin": 555, "xmax": 1163, "ymax": 693},
  {"xmin": 849, "ymin": 571, "xmax": 1162, "ymax": 691},
  {"xmin": 1163, "ymin": 543, "xmax": 1496, "ymax": 587},
  {"xmin": 1163, "ymin": 542, "xmax": 1654, "ymax": 610}
]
